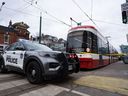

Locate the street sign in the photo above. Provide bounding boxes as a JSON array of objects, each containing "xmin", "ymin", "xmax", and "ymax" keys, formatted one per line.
[{"xmin": 121, "ymin": 3, "xmax": 128, "ymax": 23}]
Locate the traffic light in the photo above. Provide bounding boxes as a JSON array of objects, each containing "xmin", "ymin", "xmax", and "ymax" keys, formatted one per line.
[{"xmin": 122, "ymin": 11, "xmax": 127, "ymax": 23}]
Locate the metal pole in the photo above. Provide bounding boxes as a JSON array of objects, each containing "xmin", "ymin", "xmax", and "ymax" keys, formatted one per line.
[
  {"xmin": 107, "ymin": 40, "xmax": 110, "ymax": 54},
  {"xmin": 106, "ymin": 36, "xmax": 111, "ymax": 64},
  {"xmin": 107, "ymin": 40, "xmax": 110, "ymax": 64},
  {"xmin": 39, "ymin": 12, "xmax": 42, "ymax": 44}
]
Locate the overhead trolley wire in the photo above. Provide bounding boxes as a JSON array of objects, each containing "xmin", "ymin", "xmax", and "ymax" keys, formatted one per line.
[
  {"xmin": 22, "ymin": 0, "xmax": 71, "ymax": 27},
  {"xmin": 72, "ymin": 0, "xmax": 108, "ymax": 39},
  {"xmin": 2, "ymin": 7, "xmax": 67, "ymax": 26},
  {"xmin": 72, "ymin": 0, "xmax": 100, "ymax": 30},
  {"xmin": 72, "ymin": 0, "xmax": 125, "ymax": 28},
  {"xmin": 4, "ymin": 6, "xmax": 39, "ymax": 17},
  {"xmin": 93, "ymin": 19, "xmax": 124, "ymax": 26}
]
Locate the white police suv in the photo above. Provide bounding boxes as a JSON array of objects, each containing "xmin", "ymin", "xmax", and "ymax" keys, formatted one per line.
[{"xmin": 0, "ymin": 39, "xmax": 79, "ymax": 84}]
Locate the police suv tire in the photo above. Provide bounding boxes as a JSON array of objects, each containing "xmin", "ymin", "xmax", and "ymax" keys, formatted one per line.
[
  {"xmin": 26, "ymin": 61, "xmax": 43, "ymax": 84},
  {"xmin": 0, "ymin": 59, "xmax": 8, "ymax": 73}
]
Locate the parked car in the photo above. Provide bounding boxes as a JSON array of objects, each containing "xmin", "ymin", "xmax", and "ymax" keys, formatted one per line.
[{"xmin": 0, "ymin": 39, "xmax": 79, "ymax": 84}]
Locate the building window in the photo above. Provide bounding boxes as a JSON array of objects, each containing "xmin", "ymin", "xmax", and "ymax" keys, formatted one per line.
[{"xmin": 4, "ymin": 34, "xmax": 9, "ymax": 44}]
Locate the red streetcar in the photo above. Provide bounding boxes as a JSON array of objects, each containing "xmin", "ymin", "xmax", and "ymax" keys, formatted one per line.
[{"xmin": 66, "ymin": 25, "xmax": 118, "ymax": 69}]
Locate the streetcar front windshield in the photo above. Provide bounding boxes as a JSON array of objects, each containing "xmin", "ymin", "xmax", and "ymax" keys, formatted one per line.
[{"xmin": 67, "ymin": 31, "xmax": 84, "ymax": 53}]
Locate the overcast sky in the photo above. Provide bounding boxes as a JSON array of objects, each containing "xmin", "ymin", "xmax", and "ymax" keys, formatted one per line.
[{"xmin": 0, "ymin": 0, "xmax": 127, "ymax": 52}]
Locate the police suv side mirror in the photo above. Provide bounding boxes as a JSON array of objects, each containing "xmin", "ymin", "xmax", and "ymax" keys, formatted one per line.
[{"xmin": 15, "ymin": 46, "xmax": 25, "ymax": 51}]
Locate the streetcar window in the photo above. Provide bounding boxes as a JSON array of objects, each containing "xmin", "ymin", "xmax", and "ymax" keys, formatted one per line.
[
  {"xmin": 98, "ymin": 38, "xmax": 108, "ymax": 54},
  {"xmin": 67, "ymin": 31, "xmax": 84, "ymax": 53},
  {"xmin": 67, "ymin": 30, "xmax": 98, "ymax": 53},
  {"xmin": 83, "ymin": 31, "xmax": 98, "ymax": 53}
]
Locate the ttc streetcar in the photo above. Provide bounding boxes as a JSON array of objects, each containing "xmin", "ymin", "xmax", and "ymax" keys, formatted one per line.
[{"xmin": 66, "ymin": 25, "xmax": 118, "ymax": 69}]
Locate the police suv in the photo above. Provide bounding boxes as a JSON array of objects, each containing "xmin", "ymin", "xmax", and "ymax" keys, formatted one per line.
[{"xmin": 0, "ymin": 39, "xmax": 79, "ymax": 84}]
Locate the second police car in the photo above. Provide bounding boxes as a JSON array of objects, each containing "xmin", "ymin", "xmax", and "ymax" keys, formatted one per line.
[{"xmin": 0, "ymin": 39, "xmax": 79, "ymax": 84}]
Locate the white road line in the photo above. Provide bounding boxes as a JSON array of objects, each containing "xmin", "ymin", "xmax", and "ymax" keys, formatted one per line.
[
  {"xmin": 0, "ymin": 74, "xmax": 18, "ymax": 78},
  {"xmin": 20, "ymin": 84, "xmax": 90, "ymax": 96},
  {"xmin": 72, "ymin": 90, "xmax": 90, "ymax": 96},
  {"xmin": 0, "ymin": 79, "xmax": 28, "ymax": 91},
  {"xmin": 20, "ymin": 84, "xmax": 69, "ymax": 96}
]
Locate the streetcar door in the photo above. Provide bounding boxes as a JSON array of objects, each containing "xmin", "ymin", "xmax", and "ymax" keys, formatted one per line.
[{"xmin": 99, "ymin": 55, "xmax": 103, "ymax": 66}]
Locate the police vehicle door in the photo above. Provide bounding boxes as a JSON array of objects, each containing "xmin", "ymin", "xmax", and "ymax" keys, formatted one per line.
[
  {"xmin": 3, "ymin": 42, "xmax": 25, "ymax": 69},
  {"xmin": 3, "ymin": 43, "xmax": 17, "ymax": 67},
  {"xmin": 13, "ymin": 42, "xmax": 25, "ymax": 69}
]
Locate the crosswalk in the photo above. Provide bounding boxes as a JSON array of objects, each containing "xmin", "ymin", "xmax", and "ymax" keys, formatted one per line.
[{"xmin": 0, "ymin": 73, "xmax": 90, "ymax": 96}]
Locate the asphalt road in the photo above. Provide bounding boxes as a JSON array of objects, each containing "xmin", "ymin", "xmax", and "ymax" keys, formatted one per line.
[{"xmin": 0, "ymin": 61, "xmax": 127, "ymax": 96}]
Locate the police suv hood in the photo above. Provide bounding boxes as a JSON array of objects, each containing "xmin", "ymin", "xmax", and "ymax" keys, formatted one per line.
[{"xmin": 36, "ymin": 50, "xmax": 61, "ymax": 57}]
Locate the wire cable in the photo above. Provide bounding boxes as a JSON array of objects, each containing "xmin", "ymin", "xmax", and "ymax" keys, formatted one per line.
[
  {"xmin": 4, "ymin": 6, "xmax": 39, "ymax": 17},
  {"xmin": 22, "ymin": 0, "xmax": 71, "ymax": 27},
  {"xmin": 2, "ymin": 6, "xmax": 70, "ymax": 26},
  {"xmin": 72, "ymin": 0, "xmax": 101, "ymax": 30},
  {"xmin": 93, "ymin": 19, "xmax": 124, "ymax": 26}
]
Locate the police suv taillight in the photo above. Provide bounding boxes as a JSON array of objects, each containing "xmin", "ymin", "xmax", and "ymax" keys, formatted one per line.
[{"xmin": 68, "ymin": 54, "xmax": 77, "ymax": 58}]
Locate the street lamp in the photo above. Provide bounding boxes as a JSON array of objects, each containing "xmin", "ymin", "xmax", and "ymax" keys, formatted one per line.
[
  {"xmin": 0, "ymin": 2, "xmax": 5, "ymax": 11},
  {"xmin": 105, "ymin": 36, "xmax": 111, "ymax": 54},
  {"xmin": 105, "ymin": 36, "xmax": 111, "ymax": 64}
]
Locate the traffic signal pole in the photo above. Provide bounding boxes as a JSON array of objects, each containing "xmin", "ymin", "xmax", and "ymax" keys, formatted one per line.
[{"xmin": 121, "ymin": 0, "xmax": 128, "ymax": 24}]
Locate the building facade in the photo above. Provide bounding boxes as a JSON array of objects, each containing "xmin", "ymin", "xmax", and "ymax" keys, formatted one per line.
[{"xmin": 0, "ymin": 21, "xmax": 29, "ymax": 45}]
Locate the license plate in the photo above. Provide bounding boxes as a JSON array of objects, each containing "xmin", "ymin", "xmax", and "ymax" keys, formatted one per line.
[{"xmin": 68, "ymin": 65, "xmax": 73, "ymax": 70}]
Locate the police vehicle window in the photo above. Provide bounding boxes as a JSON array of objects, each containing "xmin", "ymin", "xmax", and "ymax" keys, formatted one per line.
[
  {"xmin": 23, "ymin": 41, "xmax": 52, "ymax": 51},
  {"xmin": 14, "ymin": 42, "xmax": 25, "ymax": 50},
  {"xmin": 6, "ymin": 43, "xmax": 17, "ymax": 51}
]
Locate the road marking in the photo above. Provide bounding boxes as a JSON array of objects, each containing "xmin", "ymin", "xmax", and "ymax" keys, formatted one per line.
[
  {"xmin": 0, "ymin": 74, "xmax": 90, "ymax": 96},
  {"xmin": 20, "ymin": 84, "xmax": 90, "ymax": 96},
  {"xmin": 71, "ymin": 90, "xmax": 90, "ymax": 96},
  {"xmin": 0, "ymin": 79, "xmax": 28, "ymax": 91},
  {"xmin": 74, "ymin": 75, "xmax": 128, "ymax": 96},
  {"xmin": 0, "ymin": 74, "xmax": 18, "ymax": 78},
  {"xmin": 0, "ymin": 83, "xmax": 46, "ymax": 96},
  {"xmin": 20, "ymin": 84, "xmax": 69, "ymax": 96}
]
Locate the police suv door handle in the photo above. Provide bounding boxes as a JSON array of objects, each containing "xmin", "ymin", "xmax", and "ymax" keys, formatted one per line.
[{"xmin": 13, "ymin": 52, "xmax": 15, "ymax": 54}]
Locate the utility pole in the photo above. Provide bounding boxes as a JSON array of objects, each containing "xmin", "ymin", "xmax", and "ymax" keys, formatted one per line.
[
  {"xmin": 0, "ymin": 2, "xmax": 5, "ymax": 11},
  {"xmin": 39, "ymin": 12, "xmax": 42, "ymax": 44}
]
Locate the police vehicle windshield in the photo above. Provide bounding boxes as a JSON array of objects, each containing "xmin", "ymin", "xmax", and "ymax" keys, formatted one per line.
[{"xmin": 23, "ymin": 41, "xmax": 53, "ymax": 51}]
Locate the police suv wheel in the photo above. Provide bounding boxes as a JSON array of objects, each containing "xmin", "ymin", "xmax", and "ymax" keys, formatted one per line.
[
  {"xmin": 0, "ymin": 59, "xmax": 7, "ymax": 73},
  {"xmin": 26, "ymin": 61, "xmax": 43, "ymax": 84}
]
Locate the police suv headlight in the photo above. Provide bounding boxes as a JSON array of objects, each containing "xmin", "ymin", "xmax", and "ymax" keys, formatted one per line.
[
  {"xmin": 49, "ymin": 62, "xmax": 61, "ymax": 71},
  {"xmin": 38, "ymin": 52, "xmax": 50, "ymax": 57},
  {"xmin": 49, "ymin": 62, "xmax": 60, "ymax": 68}
]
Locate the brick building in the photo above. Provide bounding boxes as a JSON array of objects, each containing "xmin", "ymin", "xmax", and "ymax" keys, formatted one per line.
[{"xmin": 0, "ymin": 21, "xmax": 29, "ymax": 45}]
